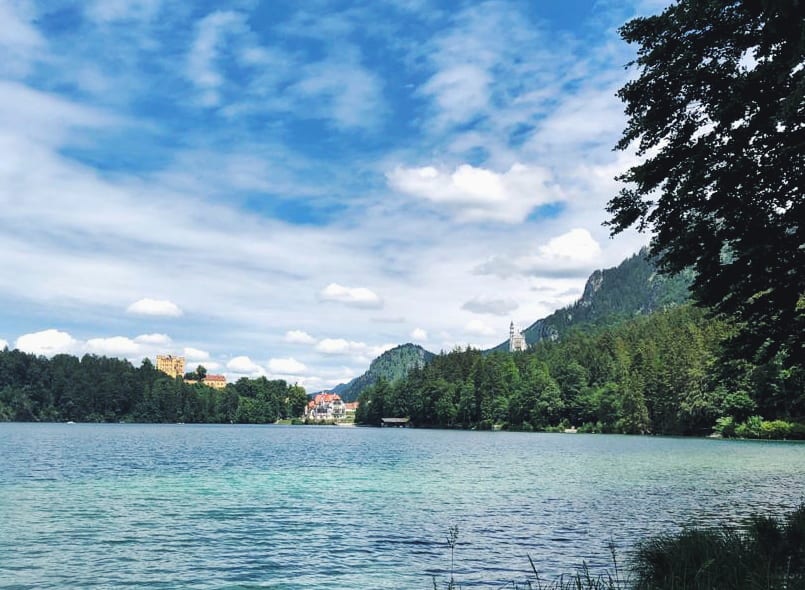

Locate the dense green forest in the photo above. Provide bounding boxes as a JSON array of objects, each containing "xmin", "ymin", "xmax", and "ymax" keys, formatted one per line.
[
  {"xmin": 356, "ymin": 305, "xmax": 804, "ymax": 437},
  {"xmin": 0, "ymin": 350, "xmax": 308, "ymax": 424}
]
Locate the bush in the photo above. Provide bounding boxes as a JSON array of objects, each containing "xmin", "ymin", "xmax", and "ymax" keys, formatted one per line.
[
  {"xmin": 713, "ymin": 416, "xmax": 736, "ymax": 437},
  {"xmin": 632, "ymin": 505, "xmax": 805, "ymax": 589},
  {"xmin": 735, "ymin": 415, "xmax": 763, "ymax": 438},
  {"xmin": 760, "ymin": 420, "xmax": 792, "ymax": 440}
]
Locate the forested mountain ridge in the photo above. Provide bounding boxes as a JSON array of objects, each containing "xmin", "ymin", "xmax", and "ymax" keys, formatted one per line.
[
  {"xmin": 356, "ymin": 304, "xmax": 805, "ymax": 437},
  {"xmin": 333, "ymin": 343, "xmax": 434, "ymax": 402},
  {"xmin": 490, "ymin": 249, "xmax": 692, "ymax": 352}
]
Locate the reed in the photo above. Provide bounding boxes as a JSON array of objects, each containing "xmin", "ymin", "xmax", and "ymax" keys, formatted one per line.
[{"xmin": 434, "ymin": 504, "xmax": 805, "ymax": 589}]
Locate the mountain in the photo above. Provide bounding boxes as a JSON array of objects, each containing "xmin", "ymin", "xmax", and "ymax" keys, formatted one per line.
[
  {"xmin": 332, "ymin": 343, "xmax": 435, "ymax": 402},
  {"xmin": 490, "ymin": 249, "xmax": 693, "ymax": 351}
]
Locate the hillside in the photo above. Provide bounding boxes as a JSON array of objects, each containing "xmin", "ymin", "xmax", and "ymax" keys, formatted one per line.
[
  {"xmin": 332, "ymin": 343, "xmax": 435, "ymax": 402},
  {"xmin": 490, "ymin": 249, "xmax": 693, "ymax": 351}
]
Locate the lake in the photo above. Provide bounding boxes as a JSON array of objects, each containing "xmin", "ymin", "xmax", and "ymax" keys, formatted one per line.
[{"xmin": 1, "ymin": 424, "xmax": 803, "ymax": 589}]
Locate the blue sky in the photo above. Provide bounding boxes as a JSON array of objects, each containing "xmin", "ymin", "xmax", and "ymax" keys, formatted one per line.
[{"xmin": 0, "ymin": 0, "xmax": 668, "ymax": 390}]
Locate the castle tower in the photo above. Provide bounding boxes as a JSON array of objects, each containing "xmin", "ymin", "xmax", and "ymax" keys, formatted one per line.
[
  {"xmin": 156, "ymin": 354, "xmax": 186, "ymax": 378},
  {"xmin": 509, "ymin": 321, "xmax": 527, "ymax": 352}
]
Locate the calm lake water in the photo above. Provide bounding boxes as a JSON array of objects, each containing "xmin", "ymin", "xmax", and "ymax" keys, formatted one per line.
[{"xmin": 1, "ymin": 424, "xmax": 803, "ymax": 589}]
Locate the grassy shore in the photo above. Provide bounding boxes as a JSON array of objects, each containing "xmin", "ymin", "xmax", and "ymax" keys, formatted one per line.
[{"xmin": 436, "ymin": 505, "xmax": 805, "ymax": 589}]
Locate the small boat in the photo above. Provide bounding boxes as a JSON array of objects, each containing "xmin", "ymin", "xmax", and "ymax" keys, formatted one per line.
[{"xmin": 66, "ymin": 421, "xmax": 75, "ymax": 425}]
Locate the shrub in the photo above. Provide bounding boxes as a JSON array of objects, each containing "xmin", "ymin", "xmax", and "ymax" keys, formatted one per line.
[
  {"xmin": 713, "ymin": 416, "xmax": 736, "ymax": 437},
  {"xmin": 632, "ymin": 505, "xmax": 805, "ymax": 589}
]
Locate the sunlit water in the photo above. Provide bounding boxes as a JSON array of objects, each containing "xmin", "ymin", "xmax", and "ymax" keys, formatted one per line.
[{"xmin": 1, "ymin": 424, "xmax": 803, "ymax": 589}]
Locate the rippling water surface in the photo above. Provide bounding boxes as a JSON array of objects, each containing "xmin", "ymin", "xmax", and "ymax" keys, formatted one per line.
[{"xmin": 1, "ymin": 424, "xmax": 804, "ymax": 589}]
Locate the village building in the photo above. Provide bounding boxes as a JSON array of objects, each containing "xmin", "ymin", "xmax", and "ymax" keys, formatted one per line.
[
  {"xmin": 185, "ymin": 374, "xmax": 228, "ymax": 389},
  {"xmin": 305, "ymin": 392, "xmax": 346, "ymax": 421},
  {"xmin": 202, "ymin": 374, "xmax": 227, "ymax": 389}
]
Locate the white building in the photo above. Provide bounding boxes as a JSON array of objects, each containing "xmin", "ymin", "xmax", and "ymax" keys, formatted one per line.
[{"xmin": 509, "ymin": 321, "xmax": 527, "ymax": 352}]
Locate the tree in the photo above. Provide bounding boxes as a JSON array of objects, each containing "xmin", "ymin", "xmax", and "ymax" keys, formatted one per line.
[{"xmin": 607, "ymin": 0, "xmax": 804, "ymax": 364}]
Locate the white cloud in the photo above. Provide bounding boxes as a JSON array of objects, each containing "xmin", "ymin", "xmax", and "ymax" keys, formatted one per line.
[
  {"xmin": 475, "ymin": 228, "xmax": 602, "ymax": 278},
  {"xmin": 85, "ymin": 336, "xmax": 140, "ymax": 356},
  {"xmin": 268, "ymin": 357, "xmax": 307, "ymax": 374},
  {"xmin": 184, "ymin": 347, "xmax": 210, "ymax": 361},
  {"xmin": 284, "ymin": 330, "xmax": 317, "ymax": 344},
  {"xmin": 134, "ymin": 333, "xmax": 172, "ymax": 345},
  {"xmin": 85, "ymin": 0, "xmax": 163, "ymax": 23},
  {"xmin": 319, "ymin": 283, "xmax": 382, "ymax": 308},
  {"xmin": 226, "ymin": 355, "xmax": 264, "ymax": 375},
  {"xmin": 420, "ymin": 64, "xmax": 490, "ymax": 128},
  {"xmin": 126, "ymin": 298, "xmax": 183, "ymax": 317},
  {"xmin": 186, "ymin": 11, "xmax": 248, "ymax": 107},
  {"xmin": 0, "ymin": 338, "xmax": 8, "ymax": 349},
  {"xmin": 0, "ymin": 1, "xmax": 45, "ymax": 77},
  {"xmin": 315, "ymin": 338, "xmax": 365, "ymax": 355},
  {"xmin": 15, "ymin": 329, "xmax": 78, "ymax": 356},
  {"xmin": 462, "ymin": 297, "xmax": 519, "ymax": 316},
  {"xmin": 410, "ymin": 328, "xmax": 428, "ymax": 342},
  {"xmin": 464, "ymin": 319, "xmax": 497, "ymax": 337},
  {"xmin": 287, "ymin": 56, "xmax": 385, "ymax": 130},
  {"xmin": 387, "ymin": 163, "xmax": 559, "ymax": 223}
]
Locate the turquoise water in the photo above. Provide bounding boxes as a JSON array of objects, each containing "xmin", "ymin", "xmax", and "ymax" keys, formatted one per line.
[{"xmin": 1, "ymin": 424, "xmax": 803, "ymax": 589}]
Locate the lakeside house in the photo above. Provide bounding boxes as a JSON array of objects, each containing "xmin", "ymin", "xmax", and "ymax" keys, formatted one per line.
[{"xmin": 305, "ymin": 392, "xmax": 346, "ymax": 421}]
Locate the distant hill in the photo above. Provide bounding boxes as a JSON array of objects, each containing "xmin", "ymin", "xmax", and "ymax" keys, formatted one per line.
[
  {"xmin": 332, "ymin": 343, "xmax": 435, "ymax": 402},
  {"xmin": 490, "ymin": 249, "xmax": 693, "ymax": 352}
]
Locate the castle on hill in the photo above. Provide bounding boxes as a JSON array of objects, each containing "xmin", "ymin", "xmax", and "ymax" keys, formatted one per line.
[{"xmin": 509, "ymin": 322, "xmax": 527, "ymax": 352}]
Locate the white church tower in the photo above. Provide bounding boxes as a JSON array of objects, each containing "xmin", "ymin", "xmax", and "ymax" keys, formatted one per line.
[{"xmin": 509, "ymin": 321, "xmax": 527, "ymax": 352}]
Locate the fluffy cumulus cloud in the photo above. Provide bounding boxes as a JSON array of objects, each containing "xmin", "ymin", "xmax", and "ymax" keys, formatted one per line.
[
  {"xmin": 314, "ymin": 338, "xmax": 393, "ymax": 359},
  {"xmin": 184, "ymin": 347, "xmax": 210, "ymax": 361},
  {"xmin": 387, "ymin": 163, "xmax": 559, "ymax": 223},
  {"xmin": 226, "ymin": 355, "xmax": 264, "ymax": 375},
  {"xmin": 268, "ymin": 357, "xmax": 307, "ymax": 374},
  {"xmin": 462, "ymin": 297, "xmax": 519, "ymax": 316},
  {"xmin": 135, "ymin": 333, "xmax": 172, "ymax": 345},
  {"xmin": 126, "ymin": 298, "xmax": 183, "ymax": 317},
  {"xmin": 410, "ymin": 328, "xmax": 428, "ymax": 342},
  {"xmin": 15, "ymin": 329, "xmax": 78, "ymax": 356},
  {"xmin": 475, "ymin": 228, "xmax": 603, "ymax": 278},
  {"xmin": 284, "ymin": 330, "xmax": 317, "ymax": 344},
  {"xmin": 314, "ymin": 338, "xmax": 366, "ymax": 355},
  {"xmin": 86, "ymin": 336, "xmax": 140, "ymax": 356},
  {"xmin": 319, "ymin": 283, "xmax": 382, "ymax": 308},
  {"xmin": 0, "ymin": 338, "xmax": 8, "ymax": 349}
]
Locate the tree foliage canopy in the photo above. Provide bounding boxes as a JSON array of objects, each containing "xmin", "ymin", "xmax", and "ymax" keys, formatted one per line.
[{"xmin": 607, "ymin": 0, "xmax": 804, "ymax": 363}]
